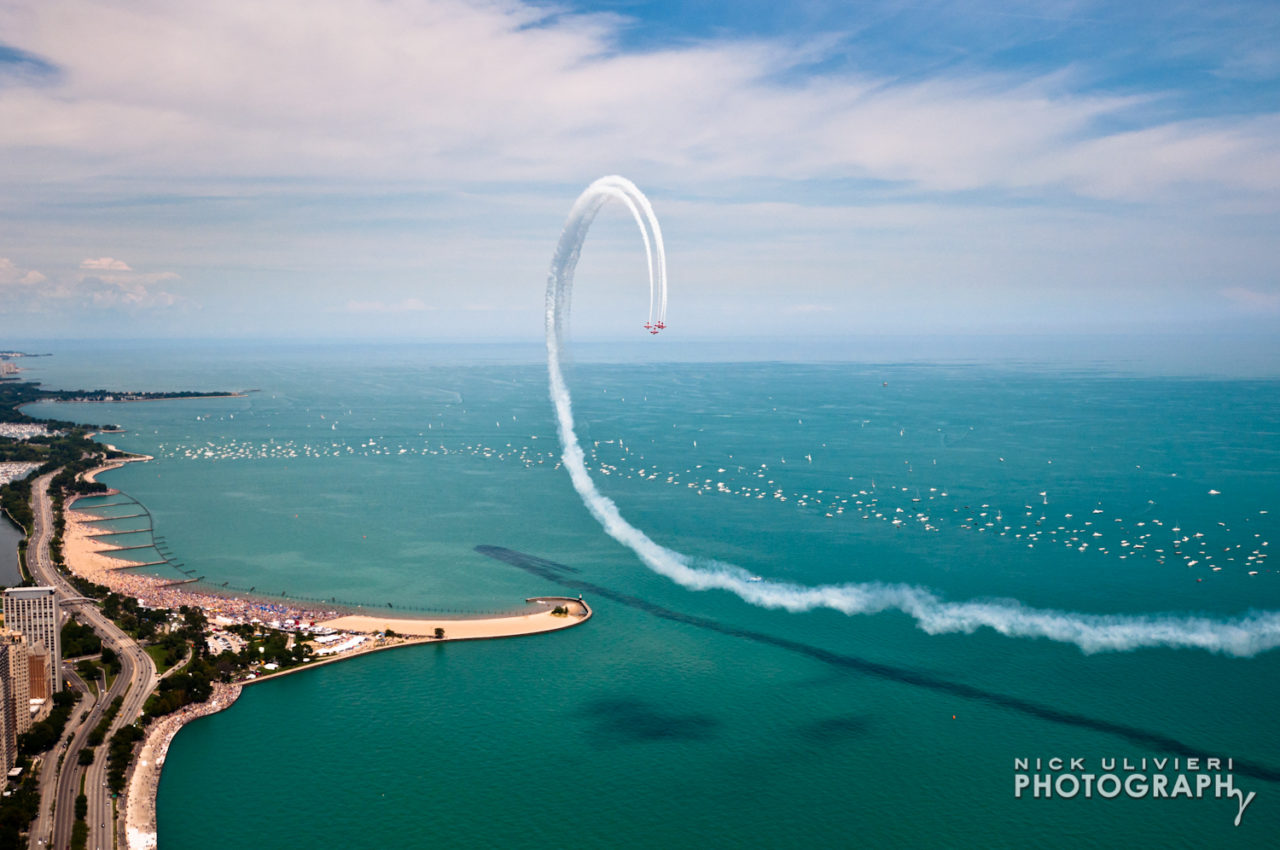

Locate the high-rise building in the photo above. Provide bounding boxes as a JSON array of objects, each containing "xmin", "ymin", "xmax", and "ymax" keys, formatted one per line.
[
  {"xmin": 2, "ymin": 588, "xmax": 60, "ymax": 694},
  {"xmin": 0, "ymin": 630, "xmax": 31, "ymax": 780},
  {"xmin": 0, "ymin": 640, "xmax": 17, "ymax": 775},
  {"xmin": 0, "ymin": 631, "xmax": 30, "ymax": 742}
]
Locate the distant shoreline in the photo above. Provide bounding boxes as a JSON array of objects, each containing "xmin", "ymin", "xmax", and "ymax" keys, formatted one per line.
[{"xmin": 52, "ymin": 392, "xmax": 249, "ymax": 405}]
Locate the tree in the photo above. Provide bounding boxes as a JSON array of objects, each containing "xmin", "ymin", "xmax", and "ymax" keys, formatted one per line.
[
  {"xmin": 434, "ymin": 627, "xmax": 445, "ymax": 640},
  {"xmin": 107, "ymin": 725, "xmax": 144, "ymax": 794},
  {"xmin": 60, "ymin": 619, "xmax": 102, "ymax": 657}
]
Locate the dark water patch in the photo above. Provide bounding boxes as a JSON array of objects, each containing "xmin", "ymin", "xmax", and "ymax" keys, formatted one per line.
[
  {"xmin": 798, "ymin": 715, "xmax": 873, "ymax": 744},
  {"xmin": 476, "ymin": 545, "xmax": 579, "ymax": 574},
  {"xmin": 478, "ymin": 545, "xmax": 1280, "ymax": 785},
  {"xmin": 580, "ymin": 696, "xmax": 720, "ymax": 744}
]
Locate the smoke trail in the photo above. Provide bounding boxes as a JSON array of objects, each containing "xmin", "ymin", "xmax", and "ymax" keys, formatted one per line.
[{"xmin": 545, "ymin": 176, "xmax": 1280, "ymax": 658}]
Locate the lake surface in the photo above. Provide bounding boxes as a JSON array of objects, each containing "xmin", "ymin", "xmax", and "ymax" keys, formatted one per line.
[
  {"xmin": 14, "ymin": 338, "xmax": 1280, "ymax": 848},
  {"xmin": 0, "ymin": 517, "xmax": 21, "ymax": 586}
]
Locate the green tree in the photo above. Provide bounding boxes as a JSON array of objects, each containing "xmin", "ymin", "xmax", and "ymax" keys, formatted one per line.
[
  {"xmin": 71, "ymin": 819, "xmax": 89, "ymax": 850},
  {"xmin": 61, "ymin": 619, "xmax": 102, "ymax": 657}
]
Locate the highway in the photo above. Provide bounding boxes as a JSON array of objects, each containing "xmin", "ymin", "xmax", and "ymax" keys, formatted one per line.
[{"xmin": 24, "ymin": 472, "xmax": 157, "ymax": 850}]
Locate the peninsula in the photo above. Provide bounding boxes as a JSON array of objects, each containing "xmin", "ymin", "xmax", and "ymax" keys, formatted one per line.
[{"xmin": 0, "ymin": 375, "xmax": 591, "ymax": 850}]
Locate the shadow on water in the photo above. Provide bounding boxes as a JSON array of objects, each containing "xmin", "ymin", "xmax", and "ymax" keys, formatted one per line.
[
  {"xmin": 476, "ymin": 545, "xmax": 1280, "ymax": 784},
  {"xmin": 580, "ymin": 696, "xmax": 720, "ymax": 744},
  {"xmin": 797, "ymin": 715, "xmax": 874, "ymax": 745}
]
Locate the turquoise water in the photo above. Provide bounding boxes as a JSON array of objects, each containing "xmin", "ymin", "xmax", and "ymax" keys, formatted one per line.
[{"xmin": 15, "ymin": 340, "xmax": 1280, "ymax": 847}]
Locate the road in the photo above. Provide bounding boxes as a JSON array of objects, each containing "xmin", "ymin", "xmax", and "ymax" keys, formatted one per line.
[
  {"xmin": 25, "ymin": 472, "xmax": 158, "ymax": 850},
  {"xmin": 25, "ymin": 667, "xmax": 95, "ymax": 850}
]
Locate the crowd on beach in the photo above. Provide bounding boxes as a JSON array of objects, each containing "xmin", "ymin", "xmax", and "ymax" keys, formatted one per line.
[
  {"xmin": 126, "ymin": 682, "xmax": 242, "ymax": 849},
  {"xmin": 66, "ymin": 507, "xmax": 338, "ymax": 628},
  {"xmin": 118, "ymin": 571, "xmax": 338, "ymax": 628}
]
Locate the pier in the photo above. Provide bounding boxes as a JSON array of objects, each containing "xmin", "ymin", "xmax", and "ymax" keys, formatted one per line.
[{"xmin": 159, "ymin": 577, "xmax": 203, "ymax": 587}]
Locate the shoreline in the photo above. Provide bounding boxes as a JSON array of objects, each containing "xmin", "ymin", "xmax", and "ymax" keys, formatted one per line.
[
  {"xmin": 65, "ymin": 452, "xmax": 594, "ymax": 640},
  {"xmin": 66, "ymin": 488, "xmax": 592, "ymax": 638},
  {"xmin": 51, "ymin": 392, "xmax": 250, "ymax": 405},
  {"xmin": 124, "ymin": 682, "xmax": 242, "ymax": 850},
  {"xmin": 61, "ymin": 454, "xmax": 593, "ymax": 850},
  {"xmin": 242, "ymin": 598, "xmax": 594, "ymax": 685}
]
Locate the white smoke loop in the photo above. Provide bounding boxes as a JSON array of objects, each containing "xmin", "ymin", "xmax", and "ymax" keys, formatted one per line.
[{"xmin": 545, "ymin": 176, "xmax": 1280, "ymax": 657}]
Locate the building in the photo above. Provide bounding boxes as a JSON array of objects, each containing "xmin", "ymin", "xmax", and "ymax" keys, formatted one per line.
[
  {"xmin": 0, "ymin": 637, "xmax": 28, "ymax": 777},
  {"xmin": 0, "ymin": 630, "xmax": 32, "ymax": 778},
  {"xmin": 27, "ymin": 645, "xmax": 49, "ymax": 702},
  {"xmin": 0, "ymin": 644, "xmax": 11, "ymax": 776},
  {"xmin": 0, "ymin": 631, "xmax": 30, "ymax": 740},
  {"xmin": 2, "ymin": 588, "xmax": 61, "ymax": 694}
]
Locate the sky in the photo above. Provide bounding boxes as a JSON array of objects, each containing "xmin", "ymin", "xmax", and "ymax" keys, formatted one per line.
[{"xmin": 1, "ymin": 0, "xmax": 1278, "ymax": 343}]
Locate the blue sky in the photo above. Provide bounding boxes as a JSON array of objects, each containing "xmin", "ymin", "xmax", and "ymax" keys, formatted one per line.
[{"xmin": 0, "ymin": 0, "xmax": 1277, "ymax": 342}]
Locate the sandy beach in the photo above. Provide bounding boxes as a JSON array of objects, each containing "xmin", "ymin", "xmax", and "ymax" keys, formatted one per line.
[
  {"xmin": 65, "ymin": 457, "xmax": 594, "ymax": 642},
  {"xmin": 59, "ymin": 452, "xmax": 594, "ymax": 850},
  {"xmin": 125, "ymin": 682, "xmax": 242, "ymax": 850},
  {"xmin": 64, "ymin": 455, "xmax": 594, "ymax": 850},
  {"xmin": 67, "ymin": 496, "xmax": 592, "ymax": 640},
  {"xmin": 64, "ymin": 509, "xmax": 154, "ymax": 576},
  {"xmin": 319, "ymin": 597, "xmax": 590, "ymax": 638}
]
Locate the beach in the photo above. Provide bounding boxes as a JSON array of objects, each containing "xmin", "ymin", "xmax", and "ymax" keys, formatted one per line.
[
  {"xmin": 24, "ymin": 342, "xmax": 1280, "ymax": 849},
  {"xmin": 125, "ymin": 682, "xmax": 242, "ymax": 850},
  {"xmin": 319, "ymin": 597, "xmax": 589, "ymax": 638},
  {"xmin": 64, "ymin": 502, "xmax": 343, "ymax": 625},
  {"xmin": 62, "ymin": 454, "xmax": 594, "ymax": 850},
  {"xmin": 66, "ymin": 475, "xmax": 593, "ymax": 644},
  {"xmin": 66, "ymin": 484, "xmax": 592, "ymax": 641}
]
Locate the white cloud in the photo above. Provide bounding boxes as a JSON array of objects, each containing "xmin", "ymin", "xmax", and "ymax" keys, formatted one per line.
[
  {"xmin": 0, "ymin": 1, "xmax": 1277, "ymax": 339},
  {"xmin": 77, "ymin": 272, "xmax": 179, "ymax": 308},
  {"xmin": 79, "ymin": 256, "xmax": 133, "ymax": 271},
  {"xmin": 0, "ymin": 255, "xmax": 181, "ymax": 312},
  {"xmin": 1024, "ymin": 116, "xmax": 1280, "ymax": 200},
  {"xmin": 0, "ymin": 0, "xmax": 1274, "ymax": 204},
  {"xmin": 0, "ymin": 257, "xmax": 48, "ymax": 287}
]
